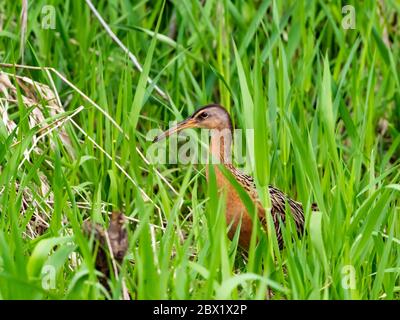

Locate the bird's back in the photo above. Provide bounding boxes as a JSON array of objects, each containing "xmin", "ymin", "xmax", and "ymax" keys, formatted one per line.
[{"xmin": 224, "ymin": 164, "xmax": 308, "ymax": 248}]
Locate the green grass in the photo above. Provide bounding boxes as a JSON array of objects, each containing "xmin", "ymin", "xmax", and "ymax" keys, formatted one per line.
[{"xmin": 0, "ymin": 0, "xmax": 399, "ymax": 299}]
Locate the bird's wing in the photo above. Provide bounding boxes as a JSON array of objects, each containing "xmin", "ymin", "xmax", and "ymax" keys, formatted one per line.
[{"xmin": 226, "ymin": 166, "xmax": 305, "ymax": 239}]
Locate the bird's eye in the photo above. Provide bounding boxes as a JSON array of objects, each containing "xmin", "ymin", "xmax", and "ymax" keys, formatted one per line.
[{"xmin": 200, "ymin": 112, "xmax": 209, "ymax": 119}]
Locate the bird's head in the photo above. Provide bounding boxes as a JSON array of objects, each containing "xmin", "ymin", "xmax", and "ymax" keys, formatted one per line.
[{"xmin": 153, "ymin": 104, "xmax": 232, "ymax": 143}]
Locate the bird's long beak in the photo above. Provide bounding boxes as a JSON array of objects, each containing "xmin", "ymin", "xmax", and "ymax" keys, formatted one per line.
[{"xmin": 153, "ymin": 117, "xmax": 197, "ymax": 143}]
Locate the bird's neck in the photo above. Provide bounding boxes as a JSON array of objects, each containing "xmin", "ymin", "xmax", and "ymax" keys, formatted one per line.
[
  {"xmin": 206, "ymin": 129, "xmax": 232, "ymax": 185},
  {"xmin": 209, "ymin": 128, "xmax": 233, "ymax": 165}
]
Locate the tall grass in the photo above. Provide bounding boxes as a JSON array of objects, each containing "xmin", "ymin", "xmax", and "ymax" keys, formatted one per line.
[{"xmin": 0, "ymin": 0, "xmax": 399, "ymax": 299}]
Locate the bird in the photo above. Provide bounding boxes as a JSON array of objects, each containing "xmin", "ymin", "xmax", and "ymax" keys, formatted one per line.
[{"xmin": 153, "ymin": 104, "xmax": 316, "ymax": 249}]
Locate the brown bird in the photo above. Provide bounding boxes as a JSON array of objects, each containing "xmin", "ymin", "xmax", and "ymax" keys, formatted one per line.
[{"xmin": 154, "ymin": 104, "xmax": 316, "ymax": 249}]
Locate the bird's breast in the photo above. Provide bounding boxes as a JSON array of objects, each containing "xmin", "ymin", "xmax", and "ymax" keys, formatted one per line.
[{"xmin": 205, "ymin": 164, "xmax": 254, "ymax": 248}]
